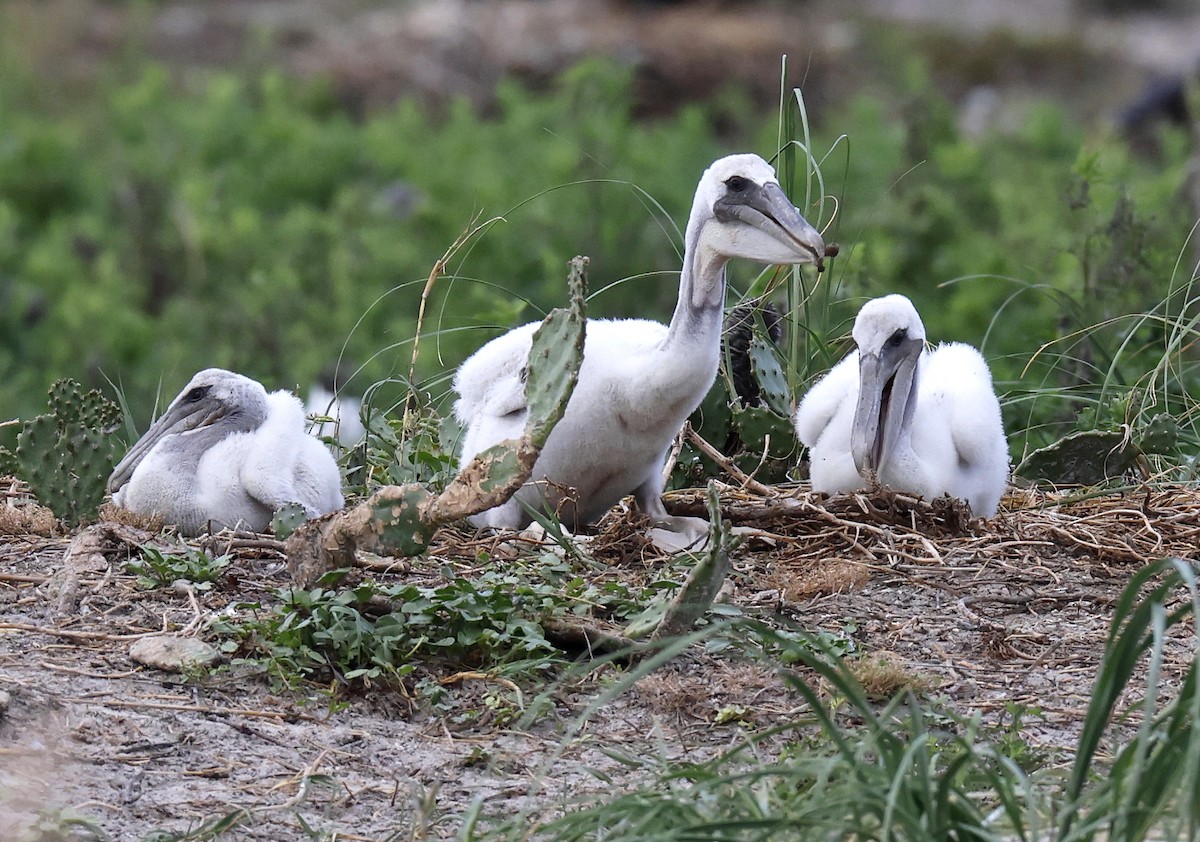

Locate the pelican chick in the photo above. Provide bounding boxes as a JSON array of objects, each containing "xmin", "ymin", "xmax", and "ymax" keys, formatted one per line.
[
  {"xmin": 109, "ymin": 369, "xmax": 345, "ymax": 535},
  {"xmin": 795, "ymin": 294, "xmax": 1008, "ymax": 517},
  {"xmin": 455, "ymin": 153, "xmax": 825, "ymax": 530}
]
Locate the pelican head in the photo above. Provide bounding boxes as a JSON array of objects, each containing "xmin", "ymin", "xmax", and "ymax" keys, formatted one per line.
[
  {"xmin": 108, "ymin": 369, "xmax": 268, "ymax": 495},
  {"xmin": 692, "ymin": 154, "xmax": 826, "ymax": 270},
  {"xmin": 850, "ymin": 294, "xmax": 926, "ymax": 479}
]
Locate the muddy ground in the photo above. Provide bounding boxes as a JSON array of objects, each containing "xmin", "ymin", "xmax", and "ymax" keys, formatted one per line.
[{"xmin": 1, "ymin": 482, "xmax": 1197, "ymax": 840}]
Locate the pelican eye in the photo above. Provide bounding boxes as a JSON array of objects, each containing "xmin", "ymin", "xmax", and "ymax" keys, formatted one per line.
[
  {"xmin": 184, "ymin": 386, "xmax": 211, "ymax": 403},
  {"xmin": 724, "ymin": 175, "xmax": 750, "ymax": 192},
  {"xmin": 885, "ymin": 329, "xmax": 907, "ymax": 349}
]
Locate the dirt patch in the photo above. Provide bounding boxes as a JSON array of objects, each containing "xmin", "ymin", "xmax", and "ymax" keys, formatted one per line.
[{"xmin": 1, "ymin": 482, "xmax": 1196, "ymax": 839}]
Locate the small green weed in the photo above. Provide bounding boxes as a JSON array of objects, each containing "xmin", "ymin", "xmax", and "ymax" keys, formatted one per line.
[
  {"xmin": 214, "ymin": 554, "xmax": 656, "ymax": 692},
  {"xmin": 708, "ymin": 617, "xmax": 858, "ymax": 663},
  {"xmin": 141, "ymin": 808, "xmax": 249, "ymax": 840},
  {"xmin": 124, "ymin": 546, "xmax": 231, "ymax": 591},
  {"xmin": 355, "ymin": 387, "xmax": 459, "ymax": 496}
]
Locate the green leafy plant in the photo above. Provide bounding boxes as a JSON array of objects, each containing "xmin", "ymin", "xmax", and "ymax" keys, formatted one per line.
[
  {"xmin": 220, "ymin": 572, "xmax": 553, "ymax": 685},
  {"xmin": 215, "ymin": 542, "xmax": 677, "ymax": 693},
  {"xmin": 355, "ymin": 389, "xmax": 459, "ymax": 496},
  {"xmin": 124, "ymin": 546, "xmax": 232, "ymax": 591}
]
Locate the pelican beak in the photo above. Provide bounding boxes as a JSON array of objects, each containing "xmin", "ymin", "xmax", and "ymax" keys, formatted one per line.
[
  {"xmin": 716, "ymin": 181, "xmax": 826, "ymax": 270},
  {"xmin": 850, "ymin": 338, "xmax": 922, "ymax": 479},
  {"xmin": 107, "ymin": 398, "xmax": 228, "ymax": 494}
]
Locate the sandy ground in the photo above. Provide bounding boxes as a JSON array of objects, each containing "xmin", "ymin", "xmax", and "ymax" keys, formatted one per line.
[{"xmin": 1, "ymin": 483, "xmax": 1196, "ymax": 839}]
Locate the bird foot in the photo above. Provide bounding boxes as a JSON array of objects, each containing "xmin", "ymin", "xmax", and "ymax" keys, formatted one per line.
[
  {"xmin": 645, "ymin": 515, "xmax": 711, "ymax": 554},
  {"xmin": 646, "ymin": 515, "xmax": 776, "ymax": 555},
  {"xmin": 509, "ymin": 521, "xmax": 593, "ymax": 556}
]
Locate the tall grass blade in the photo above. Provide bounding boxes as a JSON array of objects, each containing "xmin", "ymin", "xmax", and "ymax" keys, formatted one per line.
[{"xmin": 1058, "ymin": 557, "xmax": 1200, "ymax": 841}]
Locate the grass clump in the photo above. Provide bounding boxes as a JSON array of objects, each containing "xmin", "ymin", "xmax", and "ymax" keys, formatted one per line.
[
  {"xmin": 461, "ymin": 557, "xmax": 1200, "ymax": 842},
  {"xmin": 849, "ymin": 651, "xmax": 938, "ymax": 700}
]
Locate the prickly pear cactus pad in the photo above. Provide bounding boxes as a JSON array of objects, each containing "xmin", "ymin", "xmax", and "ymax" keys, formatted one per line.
[
  {"xmin": 523, "ymin": 254, "xmax": 588, "ymax": 446},
  {"xmin": 747, "ymin": 336, "xmax": 792, "ymax": 418},
  {"xmin": 426, "ymin": 254, "xmax": 588, "ymax": 522},
  {"xmin": 286, "ymin": 257, "xmax": 589, "ymax": 584},
  {"xmin": 0, "ymin": 379, "xmax": 123, "ymax": 525}
]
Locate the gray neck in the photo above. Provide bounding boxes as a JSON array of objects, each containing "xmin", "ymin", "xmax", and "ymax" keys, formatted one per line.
[
  {"xmin": 160, "ymin": 424, "xmax": 230, "ymax": 475},
  {"xmin": 663, "ymin": 220, "xmax": 728, "ymax": 352},
  {"xmin": 163, "ymin": 408, "xmax": 261, "ymax": 475}
]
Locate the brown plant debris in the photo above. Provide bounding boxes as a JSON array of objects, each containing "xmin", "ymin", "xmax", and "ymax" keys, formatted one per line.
[
  {"xmin": 0, "ymin": 480, "xmax": 1197, "ymax": 841},
  {"xmin": 0, "ymin": 477, "xmax": 58, "ymax": 537}
]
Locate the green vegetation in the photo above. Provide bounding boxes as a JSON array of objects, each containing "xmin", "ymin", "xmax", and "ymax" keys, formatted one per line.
[
  {"xmin": 3, "ymin": 44, "xmax": 1198, "ymax": 481},
  {"xmin": 214, "ymin": 553, "xmax": 658, "ymax": 690},
  {"xmin": 463, "ymin": 558, "xmax": 1200, "ymax": 841},
  {"xmin": 124, "ymin": 545, "xmax": 232, "ymax": 591},
  {"xmin": 0, "ymin": 58, "xmax": 733, "ymax": 438},
  {"xmin": 0, "ymin": 379, "xmax": 122, "ymax": 523}
]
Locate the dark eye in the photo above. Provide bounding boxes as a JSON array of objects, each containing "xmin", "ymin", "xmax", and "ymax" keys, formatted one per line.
[
  {"xmin": 725, "ymin": 175, "xmax": 750, "ymax": 192},
  {"xmin": 885, "ymin": 329, "xmax": 907, "ymax": 348},
  {"xmin": 184, "ymin": 386, "xmax": 210, "ymax": 403}
]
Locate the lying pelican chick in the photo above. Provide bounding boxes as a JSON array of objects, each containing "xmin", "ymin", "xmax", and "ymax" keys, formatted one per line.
[
  {"xmin": 795, "ymin": 294, "xmax": 1008, "ymax": 517},
  {"xmin": 108, "ymin": 368, "xmax": 344, "ymax": 535},
  {"xmin": 454, "ymin": 153, "xmax": 825, "ymax": 531}
]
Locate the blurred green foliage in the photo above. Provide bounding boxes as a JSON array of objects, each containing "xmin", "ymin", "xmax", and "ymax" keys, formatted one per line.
[
  {"xmin": 2, "ymin": 43, "xmax": 1198, "ymax": 477},
  {"xmin": 0, "ymin": 59, "xmax": 729, "ymax": 434}
]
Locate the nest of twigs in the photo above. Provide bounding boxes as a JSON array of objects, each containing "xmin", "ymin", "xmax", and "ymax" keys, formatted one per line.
[
  {"xmin": 664, "ymin": 480, "xmax": 1198, "ymax": 569},
  {"xmin": 0, "ymin": 478, "xmax": 57, "ymax": 537}
]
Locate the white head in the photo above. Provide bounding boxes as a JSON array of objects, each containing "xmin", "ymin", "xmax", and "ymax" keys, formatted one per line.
[
  {"xmin": 108, "ymin": 369, "xmax": 270, "ymax": 494},
  {"xmin": 687, "ymin": 153, "xmax": 826, "ymax": 269},
  {"xmin": 850, "ymin": 295, "xmax": 927, "ymax": 478}
]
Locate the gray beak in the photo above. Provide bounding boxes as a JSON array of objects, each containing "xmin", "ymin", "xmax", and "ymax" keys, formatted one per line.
[
  {"xmin": 107, "ymin": 398, "xmax": 229, "ymax": 494},
  {"xmin": 717, "ymin": 182, "xmax": 827, "ymax": 269},
  {"xmin": 850, "ymin": 339, "xmax": 922, "ymax": 478}
]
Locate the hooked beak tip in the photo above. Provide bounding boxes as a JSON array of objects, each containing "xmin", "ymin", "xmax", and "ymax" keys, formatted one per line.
[{"xmin": 815, "ymin": 242, "xmax": 839, "ymax": 274}]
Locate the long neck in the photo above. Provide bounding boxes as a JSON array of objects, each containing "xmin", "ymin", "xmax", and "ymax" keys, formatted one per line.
[{"xmin": 662, "ymin": 219, "xmax": 728, "ymax": 354}]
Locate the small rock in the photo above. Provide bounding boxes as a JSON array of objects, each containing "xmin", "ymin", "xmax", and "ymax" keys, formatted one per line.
[
  {"xmin": 0, "ymin": 688, "xmax": 10, "ymax": 717},
  {"xmin": 129, "ymin": 635, "xmax": 220, "ymax": 672}
]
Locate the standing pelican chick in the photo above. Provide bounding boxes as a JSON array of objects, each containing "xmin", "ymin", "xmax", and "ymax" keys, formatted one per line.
[
  {"xmin": 795, "ymin": 294, "xmax": 1008, "ymax": 517},
  {"xmin": 108, "ymin": 369, "xmax": 344, "ymax": 535},
  {"xmin": 455, "ymin": 153, "xmax": 826, "ymax": 530}
]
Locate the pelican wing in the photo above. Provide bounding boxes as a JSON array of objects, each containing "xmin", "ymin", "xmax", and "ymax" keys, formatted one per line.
[
  {"xmin": 919, "ymin": 342, "xmax": 1009, "ymax": 516},
  {"xmin": 794, "ymin": 351, "xmax": 859, "ymax": 448},
  {"xmin": 242, "ymin": 392, "xmax": 344, "ymax": 518},
  {"xmin": 921, "ymin": 344, "xmax": 1005, "ymax": 465},
  {"xmin": 287, "ymin": 436, "xmax": 346, "ymax": 515},
  {"xmin": 453, "ymin": 322, "xmax": 541, "ymax": 424}
]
